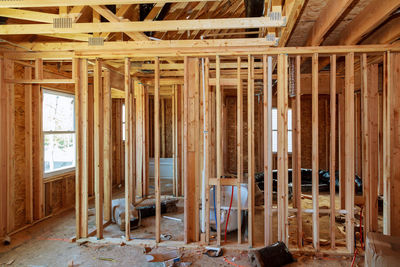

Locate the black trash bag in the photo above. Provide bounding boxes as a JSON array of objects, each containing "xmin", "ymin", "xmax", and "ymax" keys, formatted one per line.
[{"xmin": 248, "ymin": 241, "xmax": 294, "ymax": 267}]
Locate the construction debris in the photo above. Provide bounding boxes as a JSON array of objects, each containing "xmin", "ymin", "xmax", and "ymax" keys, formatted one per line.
[
  {"xmin": 248, "ymin": 242, "xmax": 293, "ymax": 267},
  {"xmin": 203, "ymin": 246, "xmax": 223, "ymax": 257},
  {"xmin": 112, "ymin": 198, "xmax": 140, "ymax": 231},
  {"xmin": 145, "ymin": 250, "xmax": 181, "ymax": 266},
  {"xmin": 163, "ymin": 215, "xmax": 182, "ymax": 222}
]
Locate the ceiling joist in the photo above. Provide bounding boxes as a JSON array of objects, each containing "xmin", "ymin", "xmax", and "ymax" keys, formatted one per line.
[
  {"xmin": 0, "ymin": 0, "xmax": 218, "ymax": 8},
  {"xmin": 0, "ymin": 8, "xmax": 60, "ymax": 23},
  {"xmin": 339, "ymin": 0, "xmax": 400, "ymax": 45},
  {"xmin": 305, "ymin": 0, "xmax": 356, "ymax": 46},
  {"xmin": 90, "ymin": 5, "xmax": 149, "ymax": 41},
  {"xmin": 0, "ymin": 17, "xmax": 286, "ymax": 35}
]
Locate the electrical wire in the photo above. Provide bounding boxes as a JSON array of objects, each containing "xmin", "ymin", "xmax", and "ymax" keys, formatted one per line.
[
  {"xmin": 351, "ymin": 249, "xmax": 358, "ymax": 267},
  {"xmin": 224, "ymin": 186, "xmax": 234, "ymax": 242}
]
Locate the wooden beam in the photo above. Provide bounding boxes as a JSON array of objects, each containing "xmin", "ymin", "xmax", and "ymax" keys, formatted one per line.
[
  {"xmin": 103, "ymin": 69, "xmax": 112, "ymax": 222},
  {"xmin": 277, "ymin": 54, "xmax": 288, "ymax": 244},
  {"xmin": 35, "ymin": 59, "xmax": 43, "ymax": 80},
  {"xmin": 204, "ymin": 58, "xmax": 210, "ymax": 244},
  {"xmin": 0, "ymin": 17, "xmax": 286, "ymax": 35},
  {"xmin": 0, "ymin": 8, "xmax": 59, "ymax": 23},
  {"xmin": 312, "ymin": 53, "xmax": 319, "ymax": 251},
  {"xmin": 75, "ymin": 58, "xmax": 89, "ymax": 238},
  {"xmin": 172, "ymin": 86, "xmax": 176, "ymax": 196},
  {"xmin": 329, "ymin": 54, "xmax": 336, "ymax": 248},
  {"xmin": 237, "ymin": 56, "xmax": 243, "ymax": 245},
  {"xmin": 383, "ymin": 52, "xmax": 390, "ymax": 235},
  {"xmin": 183, "ymin": 57, "xmax": 199, "ymax": 244},
  {"xmin": 94, "ymin": 59, "xmax": 104, "ymax": 239},
  {"xmin": 216, "ymin": 55, "xmax": 222, "ymax": 246},
  {"xmin": 135, "ymin": 79, "xmax": 144, "ymax": 198},
  {"xmin": 99, "ymin": 4, "xmax": 131, "ymax": 39},
  {"xmin": 263, "ymin": 54, "xmax": 273, "ymax": 246},
  {"xmin": 6, "ymin": 79, "xmax": 74, "ymax": 84},
  {"xmin": 90, "ymin": 5, "xmax": 148, "ymax": 41},
  {"xmin": 345, "ymin": 52, "xmax": 355, "ymax": 253},
  {"xmin": 247, "ymin": 55, "xmax": 255, "ymax": 247},
  {"xmin": 294, "ymin": 55, "xmax": 302, "ymax": 248},
  {"xmin": 339, "ymin": 0, "xmax": 400, "ymax": 45},
  {"xmin": 70, "ymin": 6, "xmax": 86, "ymax": 23},
  {"xmin": 154, "ymin": 57, "xmax": 161, "ymax": 243},
  {"xmin": 41, "ymin": 33, "xmax": 92, "ymax": 42},
  {"xmin": 144, "ymin": 87, "xmax": 150, "ymax": 197},
  {"xmin": 145, "ymin": 3, "xmax": 165, "ymax": 21},
  {"xmin": 278, "ymin": 0, "xmax": 306, "ymax": 47},
  {"xmin": 124, "ymin": 58, "xmax": 132, "ymax": 240},
  {"xmin": 363, "ymin": 16, "xmax": 400, "ymax": 45},
  {"xmin": 130, "ymin": 75, "xmax": 136, "ymax": 206},
  {"xmin": 12, "ymin": 42, "xmax": 397, "ymax": 55},
  {"xmin": 338, "ymin": 92, "xmax": 346, "ymax": 210},
  {"xmin": 305, "ymin": 0, "xmax": 355, "ymax": 46},
  {"xmin": 0, "ymin": 0, "xmax": 217, "ymax": 7}
]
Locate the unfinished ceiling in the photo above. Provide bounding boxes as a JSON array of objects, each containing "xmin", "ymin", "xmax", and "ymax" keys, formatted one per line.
[{"xmin": 0, "ymin": 0, "xmax": 398, "ymax": 53}]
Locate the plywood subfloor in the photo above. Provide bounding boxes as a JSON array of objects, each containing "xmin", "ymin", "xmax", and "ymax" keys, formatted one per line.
[{"xmin": 0, "ymin": 189, "xmax": 366, "ymax": 266}]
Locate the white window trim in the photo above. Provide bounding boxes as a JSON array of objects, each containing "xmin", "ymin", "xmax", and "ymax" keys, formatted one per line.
[
  {"xmin": 42, "ymin": 89, "xmax": 76, "ymax": 178},
  {"xmin": 272, "ymin": 107, "xmax": 293, "ymax": 153}
]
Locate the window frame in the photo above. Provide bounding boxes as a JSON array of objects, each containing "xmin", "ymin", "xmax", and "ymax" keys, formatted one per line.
[
  {"xmin": 271, "ymin": 107, "xmax": 293, "ymax": 154},
  {"xmin": 42, "ymin": 89, "xmax": 76, "ymax": 178}
]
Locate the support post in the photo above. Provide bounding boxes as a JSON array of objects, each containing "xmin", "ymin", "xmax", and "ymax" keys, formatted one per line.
[
  {"xmin": 216, "ymin": 55, "xmax": 222, "ymax": 246},
  {"xmin": 237, "ymin": 56, "xmax": 243, "ymax": 245},
  {"xmin": 295, "ymin": 55, "xmax": 302, "ymax": 248},
  {"xmin": 345, "ymin": 52, "xmax": 355, "ymax": 253},
  {"xmin": 277, "ymin": 54, "xmax": 288, "ymax": 245},
  {"xmin": 94, "ymin": 59, "xmax": 104, "ymax": 239},
  {"xmin": 124, "ymin": 58, "xmax": 132, "ymax": 240},
  {"xmin": 312, "ymin": 53, "xmax": 320, "ymax": 251},
  {"xmin": 247, "ymin": 55, "xmax": 255, "ymax": 247},
  {"xmin": 263, "ymin": 55, "xmax": 272, "ymax": 246},
  {"xmin": 184, "ymin": 57, "xmax": 199, "ymax": 243},
  {"xmin": 103, "ymin": 69, "xmax": 112, "ymax": 222},
  {"xmin": 154, "ymin": 57, "xmax": 161, "ymax": 243},
  {"xmin": 204, "ymin": 57, "xmax": 210, "ymax": 244},
  {"xmin": 330, "ymin": 54, "xmax": 336, "ymax": 248},
  {"xmin": 75, "ymin": 58, "xmax": 89, "ymax": 239}
]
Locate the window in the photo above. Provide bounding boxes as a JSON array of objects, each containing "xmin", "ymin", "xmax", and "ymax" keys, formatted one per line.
[
  {"xmin": 43, "ymin": 90, "xmax": 76, "ymax": 177},
  {"xmin": 272, "ymin": 108, "xmax": 292, "ymax": 153}
]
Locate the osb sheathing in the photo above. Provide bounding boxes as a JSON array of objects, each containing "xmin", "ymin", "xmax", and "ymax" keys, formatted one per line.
[
  {"xmin": 10, "ymin": 64, "xmax": 76, "ymax": 233},
  {"xmin": 165, "ymin": 98, "xmax": 173, "ymax": 158},
  {"xmin": 112, "ymin": 99, "xmax": 125, "ymax": 186},
  {"xmin": 14, "ymin": 65, "xmax": 27, "ymax": 231}
]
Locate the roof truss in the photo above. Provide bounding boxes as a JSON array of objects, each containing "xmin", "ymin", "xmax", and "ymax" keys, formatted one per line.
[
  {"xmin": 0, "ymin": 17, "xmax": 286, "ymax": 35},
  {"xmin": 0, "ymin": 0, "xmax": 217, "ymax": 8}
]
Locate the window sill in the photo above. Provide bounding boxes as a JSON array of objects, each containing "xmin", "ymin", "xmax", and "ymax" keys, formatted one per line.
[{"xmin": 43, "ymin": 168, "xmax": 75, "ymax": 183}]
